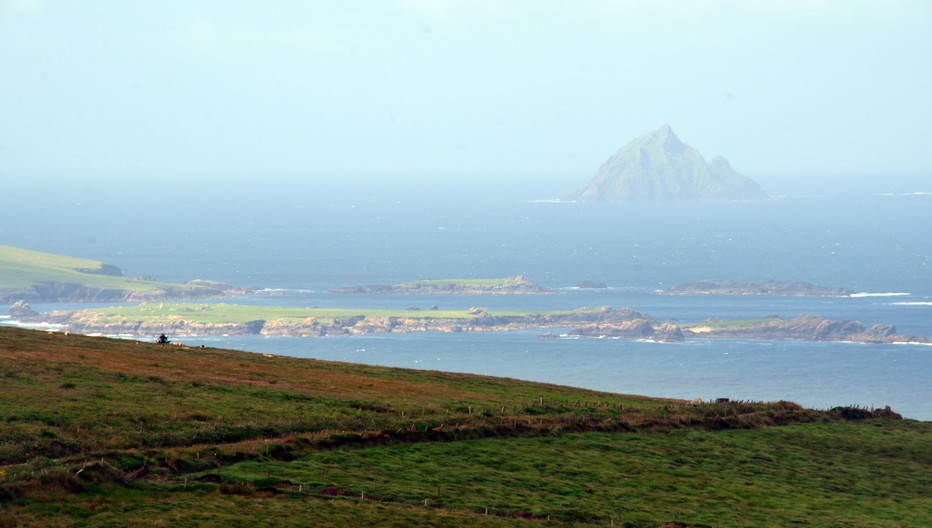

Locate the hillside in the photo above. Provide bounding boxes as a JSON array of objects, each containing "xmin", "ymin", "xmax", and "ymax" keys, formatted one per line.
[
  {"xmin": 567, "ymin": 125, "xmax": 768, "ymax": 202},
  {"xmin": 0, "ymin": 244, "xmax": 244, "ymax": 302},
  {"xmin": 1, "ymin": 326, "xmax": 928, "ymax": 527}
]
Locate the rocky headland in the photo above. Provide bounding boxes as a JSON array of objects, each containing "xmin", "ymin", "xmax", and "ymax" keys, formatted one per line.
[
  {"xmin": 6, "ymin": 300, "xmax": 38, "ymax": 317},
  {"xmin": 545, "ymin": 319, "xmax": 685, "ymax": 342},
  {"xmin": 0, "ymin": 244, "xmax": 252, "ymax": 303},
  {"xmin": 0, "ymin": 278, "xmax": 250, "ymax": 304},
  {"xmin": 659, "ymin": 280, "xmax": 854, "ymax": 297}
]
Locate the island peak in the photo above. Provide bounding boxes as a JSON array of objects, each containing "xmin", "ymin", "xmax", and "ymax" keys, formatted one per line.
[{"xmin": 566, "ymin": 125, "xmax": 768, "ymax": 202}]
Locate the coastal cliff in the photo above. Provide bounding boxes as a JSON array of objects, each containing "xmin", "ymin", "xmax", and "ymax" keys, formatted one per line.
[
  {"xmin": 0, "ymin": 245, "xmax": 250, "ymax": 303},
  {"xmin": 1, "ymin": 279, "xmax": 248, "ymax": 304}
]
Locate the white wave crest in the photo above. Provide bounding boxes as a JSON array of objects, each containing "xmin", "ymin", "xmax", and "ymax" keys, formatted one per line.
[
  {"xmin": 849, "ymin": 292, "xmax": 911, "ymax": 298},
  {"xmin": 0, "ymin": 320, "xmax": 67, "ymax": 331},
  {"xmin": 890, "ymin": 301, "xmax": 932, "ymax": 306},
  {"xmin": 254, "ymin": 288, "xmax": 315, "ymax": 294}
]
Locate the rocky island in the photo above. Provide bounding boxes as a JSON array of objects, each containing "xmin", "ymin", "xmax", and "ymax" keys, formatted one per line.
[
  {"xmin": 566, "ymin": 124, "xmax": 768, "ymax": 202},
  {"xmin": 329, "ymin": 275, "xmax": 554, "ymax": 295},
  {"xmin": 565, "ymin": 314, "xmax": 929, "ymax": 345},
  {"xmin": 659, "ymin": 280, "xmax": 854, "ymax": 297},
  {"xmin": 679, "ymin": 314, "xmax": 928, "ymax": 344}
]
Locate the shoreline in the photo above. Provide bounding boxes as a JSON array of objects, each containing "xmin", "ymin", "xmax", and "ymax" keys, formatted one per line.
[{"xmin": 9, "ymin": 305, "xmax": 928, "ymax": 345}]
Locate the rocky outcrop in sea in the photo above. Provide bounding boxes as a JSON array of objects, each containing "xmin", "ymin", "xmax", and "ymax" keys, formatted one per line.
[
  {"xmin": 659, "ymin": 280, "xmax": 854, "ymax": 297},
  {"xmin": 681, "ymin": 314, "xmax": 928, "ymax": 344}
]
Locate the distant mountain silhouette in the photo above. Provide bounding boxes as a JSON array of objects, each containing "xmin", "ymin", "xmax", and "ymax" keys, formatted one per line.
[{"xmin": 567, "ymin": 124, "xmax": 767, "ymax": 202}]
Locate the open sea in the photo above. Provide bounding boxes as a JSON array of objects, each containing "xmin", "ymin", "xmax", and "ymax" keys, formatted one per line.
[{"xmin": 2, "ymin": 178, "xmax": 930, "ymax": 420}]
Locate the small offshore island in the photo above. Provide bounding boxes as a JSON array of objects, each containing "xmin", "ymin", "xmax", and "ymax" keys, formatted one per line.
[
  {"xmin": 329, "ymin": 275, "xmax": 555, "ymax": 295},
  {"xmin": 660, "ymin": 280, "xmax": 855, "ymax": 297},
  {"xmin": 560, "ymin": 314, "xmax": 930, "ymax": 345}
]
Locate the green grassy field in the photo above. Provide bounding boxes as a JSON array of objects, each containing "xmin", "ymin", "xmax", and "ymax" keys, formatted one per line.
[
  {"xmin": 1, "ymin": 326, "xmax": 928, "ymax": 527},
  {"xmin": 0, "ymin": 245, "xmax": 213, "ymax": 299}
]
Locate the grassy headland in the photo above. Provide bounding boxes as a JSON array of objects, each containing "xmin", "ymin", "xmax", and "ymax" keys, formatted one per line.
[
  {"xmin": 0, "ymin": 245, "xmax": 242, "ymax": 303},
  {"xmin": 1, "ymin": 326, "xmax": 928, "ymax": 527}
]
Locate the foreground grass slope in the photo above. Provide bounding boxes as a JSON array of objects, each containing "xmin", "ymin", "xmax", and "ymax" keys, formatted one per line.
[{"xmin": 1, "ymin": 326, "xmax": 929, "ymax": 527}]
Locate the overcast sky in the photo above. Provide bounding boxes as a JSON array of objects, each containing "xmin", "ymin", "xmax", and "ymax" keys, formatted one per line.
[{"xmin": 1, "ymin": 0, "xmax": 930, "ymax": 184}]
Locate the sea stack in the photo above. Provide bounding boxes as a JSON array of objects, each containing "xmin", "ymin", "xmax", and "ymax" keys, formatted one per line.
[{"xmin": 567, "ymin": 124, "xmax": 768, "ymax": 202}]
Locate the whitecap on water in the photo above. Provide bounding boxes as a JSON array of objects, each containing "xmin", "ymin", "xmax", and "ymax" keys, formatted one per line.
[{"xmin": 1, "ymin": 320, "xmax": 66, "ymax": 331}]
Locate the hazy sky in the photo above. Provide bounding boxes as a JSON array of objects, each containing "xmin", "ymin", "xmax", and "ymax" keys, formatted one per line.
[{"xmin": 2, "ymin": 0, "xmax": 930, "ymax": 183}]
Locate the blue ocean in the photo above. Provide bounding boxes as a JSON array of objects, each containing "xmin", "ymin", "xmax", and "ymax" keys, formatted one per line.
[{"xmin": 3, "ymin": 178, "xmax": 930, "ymax": 420}]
